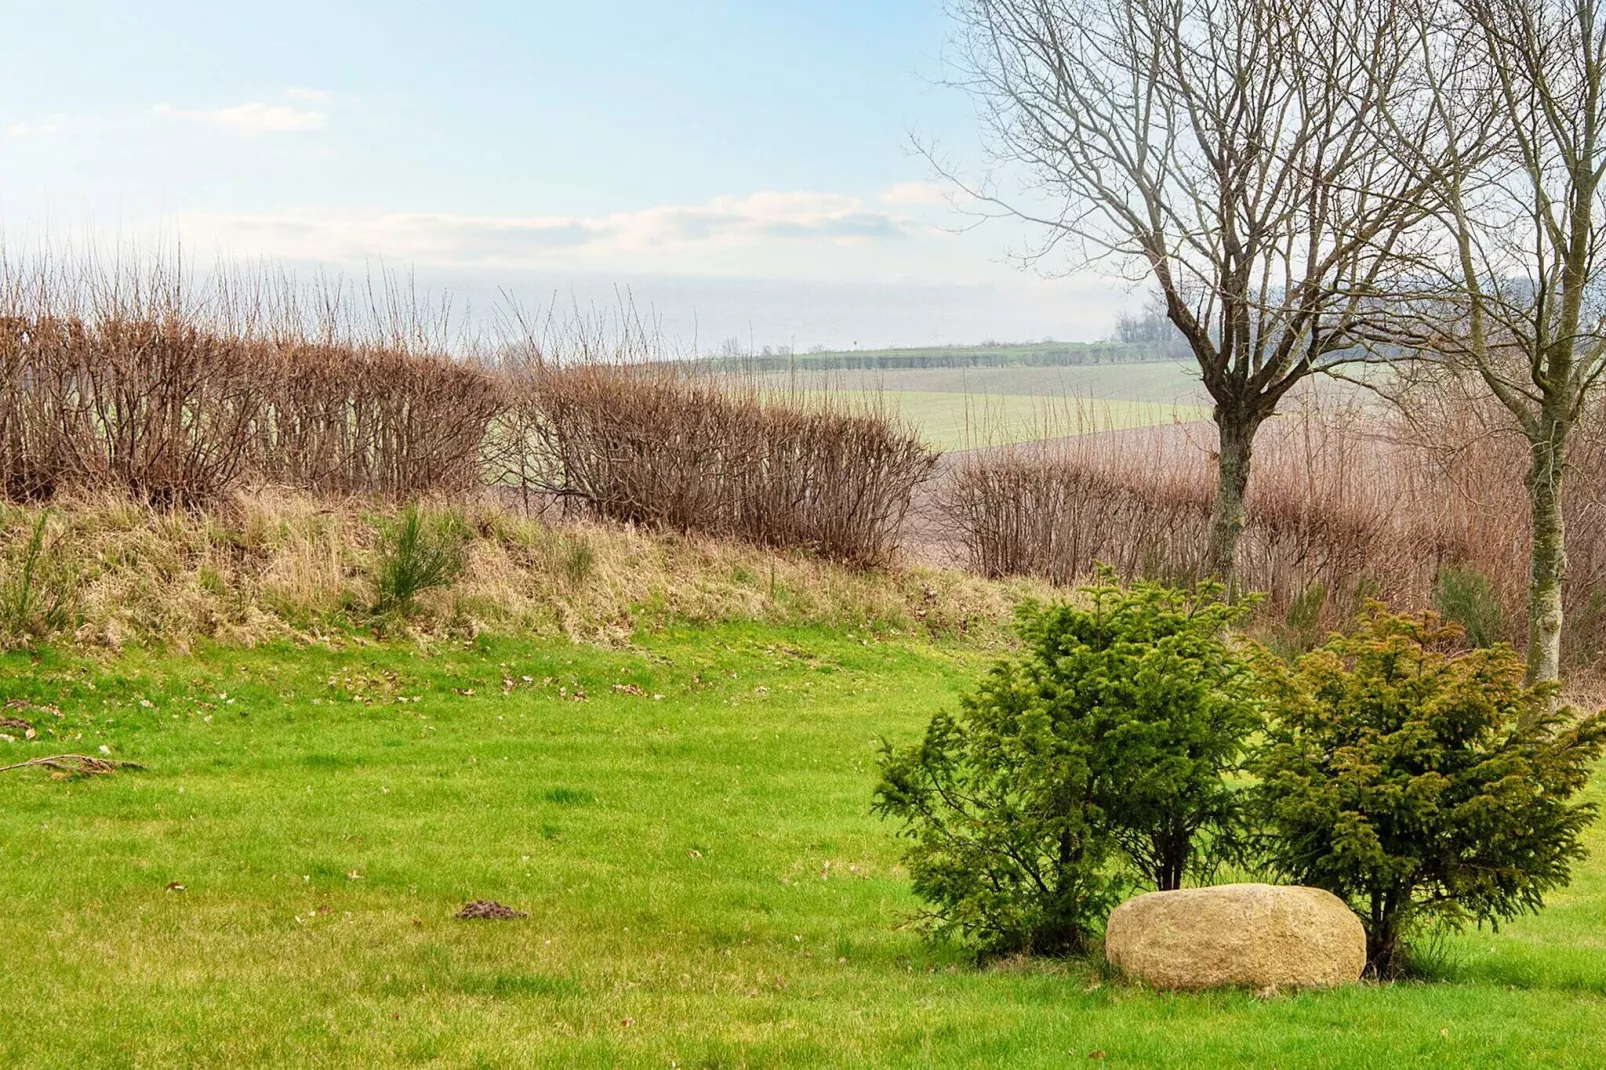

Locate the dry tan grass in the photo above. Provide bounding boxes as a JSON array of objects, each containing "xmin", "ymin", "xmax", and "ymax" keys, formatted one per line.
[{"xmin": 0, "ymin": 490, "xmax": 1040, "ymax": 653}]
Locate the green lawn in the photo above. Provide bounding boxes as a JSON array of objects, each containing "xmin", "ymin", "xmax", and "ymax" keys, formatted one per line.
[{"xmin": 4, "ymin": 622, "xmax": 1606, "ymax": 1068}]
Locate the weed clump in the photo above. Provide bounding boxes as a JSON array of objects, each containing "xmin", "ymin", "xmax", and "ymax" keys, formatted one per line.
[
  {"xmin": 0, "ymin": 509, "xmax": 74, "ymax": 645},
  {"xmin": 372, "ymin": 505, "xmax": 470, "ymax": 616},
  {"xmin": 1432, "ymin": 565, "xmax": 1505, "ymax": 648}
]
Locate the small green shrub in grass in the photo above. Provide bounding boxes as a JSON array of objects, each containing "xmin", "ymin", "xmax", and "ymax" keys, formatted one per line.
[
  {"xmin": 372, "ymin": 505, "xmax": 471, "ymax": 615},
  {"xmin": 1263, "ymin": 581, "xmax": 1329, "ymax": 662},
  {"xmin": 562, "ymin": 536, "xmax": 595, "ymax": 585},
  {"xmin": 0, "ymin": 510, "xmax": 75, "ymax": 645},
  {"xmin": 1432, "ymin": 564, "xmax": 1506, "ymax": 648},
  {"xmin": 1251, "ymin": 608, "xmax": 1606, "ymax": 978},
  {"xmin": 874, "ymin": 575, "xmax": 1261, "ymax": 956}
]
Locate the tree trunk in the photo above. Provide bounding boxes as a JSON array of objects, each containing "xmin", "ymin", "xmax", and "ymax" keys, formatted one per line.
[
  {"xmin": 1207, "ymin": 409, "xmax": 1262, "ymax": 582},
  {"xmin": 1362, "ymin": 887, "xmax": 1411, "ymax": 978},
  {"xmin": 1152, "ymin": 825, "xmax": 1189, "ymax": 891},
  {"xmin": 1366, "ymin": 916, "xmax": 1402, "ymax": 979},
  {"xmin": 1525, "ymin": 424, "xmax": 1567, "ymax": 684}
]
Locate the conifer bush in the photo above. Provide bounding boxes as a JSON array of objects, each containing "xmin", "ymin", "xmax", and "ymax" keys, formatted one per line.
[
  {"xmin": 1252, "ymin": 609, "xmax": 1606, "ymax": 977},
  {"xmin": 874, "ymin": 577, "xmax": 1261, "ymax": 955}
]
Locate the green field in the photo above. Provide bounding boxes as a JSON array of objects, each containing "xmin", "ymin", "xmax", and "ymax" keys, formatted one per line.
[
  {"xmin": 5, "ymin": 623, "xmax": 1606, "ymax": 1068},
  {"xmin": 746, "ymin": 360, "xmax": 1210, "ymax": 449},
  {"xmin": 760, "ymin": 360, "xmax": 1208, "ymax": 405},
  {"xmin": 822, "ymin": 390, "xmax": 1206, "ymax": 449},
  {"xmin": 702, "ymin": 342, "xmax": 1180, "ymax": 375}
]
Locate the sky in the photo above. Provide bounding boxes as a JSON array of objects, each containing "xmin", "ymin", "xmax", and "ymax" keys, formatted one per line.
[{"xmin": 0, "ymin": 0, "xmax": 1136, "ymax": 350}]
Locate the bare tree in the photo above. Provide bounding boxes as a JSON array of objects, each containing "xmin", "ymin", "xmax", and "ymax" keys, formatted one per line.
[
  {"xmin": 944, "ymin": 0, "xmax": 1455, "ymax": 577},
  {"xmin": 1393, "ymin": 0, "xmax": 1606, "ymax": 682}
]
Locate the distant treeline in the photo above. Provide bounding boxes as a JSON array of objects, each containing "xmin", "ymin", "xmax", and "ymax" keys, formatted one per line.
[{"xmin": 695, "ymin": 342, "xmax": 1179, "ymax": 374}]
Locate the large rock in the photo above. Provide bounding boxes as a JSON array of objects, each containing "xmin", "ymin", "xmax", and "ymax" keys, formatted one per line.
[{"xmin": 1105, "ymin": 883, "xmax": 1366, "ymax": 991}]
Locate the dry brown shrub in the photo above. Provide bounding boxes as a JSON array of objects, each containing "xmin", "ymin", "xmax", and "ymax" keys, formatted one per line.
[
  {"xmin": 938, "ymin": 422, "xmax": 1210, "ymax": 586},
  {"xmin": 0, "ymin": 315, "xmax": 274, "ymax": 504},
  {"xmin": 497, "ymin": 360, "xmax": 939, "ymax": 568},
  {"xmin": 0, "ymin": 255, "xmax": 503, "ymax": 505},
  {"xmin": 1387, "ymin": 380, "xmax": 1606, "ymax": 673},
  {"xmin": 258, "ymin": 343, "xmax": 502, "ymax": 497}
]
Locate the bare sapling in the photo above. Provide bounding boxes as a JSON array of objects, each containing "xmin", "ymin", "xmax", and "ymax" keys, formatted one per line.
[{"xmin": 1384, "ymin": 0, "xmax": 1606, "ymax": 682}]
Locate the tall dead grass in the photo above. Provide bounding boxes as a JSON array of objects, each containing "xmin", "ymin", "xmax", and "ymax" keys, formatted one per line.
[
  {"xmin": 0, "ymin": 491, "xmax": 1032, "ymax": 651},
  {"xmin": 938, "ymin": 387, "xmax": 1606, "ymax": 670}
]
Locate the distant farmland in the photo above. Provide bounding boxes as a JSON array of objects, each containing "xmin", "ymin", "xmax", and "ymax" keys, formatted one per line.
[
  {"xmin": 815, "ymin": 390, "xmax": 1206, "ymax": 450},
  {"xmin": 701, "ymin": 339, "xmax": 1183, "ymax": 373},
  {"xmin": 703, "ymin": 343, "xmax": 1211, "ymax": 450}
]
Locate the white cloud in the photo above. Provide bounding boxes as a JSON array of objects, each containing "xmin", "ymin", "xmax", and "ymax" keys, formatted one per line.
[
  {"xmin": 153, "ymin": 101, "xmax": 327, "ymax": 134},
  {"xmin": 614, "ymin": 192, "xmax": 913, "ymax": 245},
  {"xmin": 880, "ymin": 180, "xmax": 953, "ymax": 207},
  {"xmin": 181, "ymin": 192, "xmax": 922, "ymax": 269},
  {"xmin": 5, "ymin": 121, "xmax": 61, "ymax": 137}
]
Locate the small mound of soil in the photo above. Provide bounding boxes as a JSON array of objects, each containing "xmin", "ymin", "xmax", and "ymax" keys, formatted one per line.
[{"xmin": 454, "ymin": 899, "xmax": 528, "ymax": 920}]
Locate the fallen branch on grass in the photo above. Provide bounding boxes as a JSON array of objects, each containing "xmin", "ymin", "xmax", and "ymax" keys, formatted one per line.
[{"xmin": 0, "ymin": 754, "xmax": 146, "ymax": 776}]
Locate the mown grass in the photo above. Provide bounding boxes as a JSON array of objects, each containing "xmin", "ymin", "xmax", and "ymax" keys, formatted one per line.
[{"xmin": 3, "ymin": 622, "xmax": 1606, "ymax": 1068}]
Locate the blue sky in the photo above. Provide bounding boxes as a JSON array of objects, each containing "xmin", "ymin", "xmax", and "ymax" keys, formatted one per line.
[{"xmin": 2, "ymin": 0, "xmax": 1130, "ymax": 349}]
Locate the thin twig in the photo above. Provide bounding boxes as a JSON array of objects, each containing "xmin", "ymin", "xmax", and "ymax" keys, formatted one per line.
[{"xmin": 0, "ymin": 754, "xmax": 146, "ymax": 775}]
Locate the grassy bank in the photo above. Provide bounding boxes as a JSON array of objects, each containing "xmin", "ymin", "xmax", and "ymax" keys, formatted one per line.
[
  {"xmin": 4, "ymin": 623, "xmax": 1606, "ymax": 1068},
  {"xmin": 0, "ymin": 495, "xmax": 1026, "ymax": 651}
]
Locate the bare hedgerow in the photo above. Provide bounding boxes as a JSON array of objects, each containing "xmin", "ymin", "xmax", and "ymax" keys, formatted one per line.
[
  {"xmin": 495, "ymin": 359, "xmax": 938, "ymax": 569},
  {"xmin": 937, "ymin": 428, "xmax": 1211, "ymax": 589},
  {"xmin": 257, "ymin": 343, "xmax": 502, "ymax": 498},
  {"xmin": 938, "ymin": 390, "xmax": 1466, "ymax": 635},
  {"xmin": 0, "ymin": 255, "xmax": 273, "ymax": 505},
  {"xmin": 2, "ymin": 316, "xmax": 275, "ymax": 506},
  {"xmin": 937, "ymin": 384, "xmax": 1606, "ymax": 671},
  {"xmin": 0, "ymin": 252, "xmax": 502, "ymax": 505}
]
